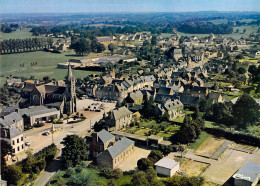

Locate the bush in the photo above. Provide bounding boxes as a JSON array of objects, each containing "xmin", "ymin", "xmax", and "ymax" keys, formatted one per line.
[
  {"xmin": 3, "ymin": 164, "xmax": 23, "ymax": 185},
  {"xmin": 100, "ymin": 167, "xmax": 123, "ymax": 179},
  {"xmin": 66, "ymin": 167, "xmax": 75, "ymax": 177},
  {"xmin": 164, "ymin": 175, "xmax": 205, "ymax": 186},
  {"xmin": 137, "ymin": 158, "xmax": 153, "ymax": 171},
  {"xmin": 148, "ymin": 150, "xmax": 163, "ymax": 163},
  {"xmin": 205, "ymin": 127, "xmax": 260, "ymax": 147}
]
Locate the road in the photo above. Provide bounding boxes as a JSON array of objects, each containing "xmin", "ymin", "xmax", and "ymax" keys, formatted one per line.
[{"xmin": 8, "ymin": 99, "xmax": 115, "ymax": 186}]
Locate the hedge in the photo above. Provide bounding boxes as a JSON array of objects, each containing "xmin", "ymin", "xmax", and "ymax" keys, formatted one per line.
[{"xmin": 204, "ymin": 127, "xmax": 260, "ymax": 147}]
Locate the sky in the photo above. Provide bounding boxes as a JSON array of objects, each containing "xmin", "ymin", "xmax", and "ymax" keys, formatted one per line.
[{"xmin": 0, "ymin": 0, "xmax": 259, "ymax": 13}]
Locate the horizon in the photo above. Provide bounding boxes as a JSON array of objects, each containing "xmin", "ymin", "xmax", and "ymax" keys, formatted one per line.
[{"xmin": 1, "ymin": 0, "xmax": 259, "ymax": 14}]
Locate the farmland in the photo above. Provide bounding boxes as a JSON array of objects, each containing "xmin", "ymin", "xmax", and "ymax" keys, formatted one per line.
[{"xmin": 0, "ymin": 50, "xmax": 103, "ymax": 85}]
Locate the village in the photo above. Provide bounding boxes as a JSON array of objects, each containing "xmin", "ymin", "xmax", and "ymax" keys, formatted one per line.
[{"xmin": 0, "ymin": 10, "xmax": 260, "ymax": 186}]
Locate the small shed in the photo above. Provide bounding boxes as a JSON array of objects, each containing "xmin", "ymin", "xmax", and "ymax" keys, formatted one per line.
[
  {"xmin": 155, "ymin": 157, "xmax": 179, "ymax": 177},
  {"xmin": 233, "ymin": 162, "xmax": 260, "ymax": 186}
]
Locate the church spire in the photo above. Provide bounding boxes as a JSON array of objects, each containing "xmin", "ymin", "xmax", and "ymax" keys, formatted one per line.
[{"xmin": 67, "ymin": 63, "xmax": 73, "ymax": 81}]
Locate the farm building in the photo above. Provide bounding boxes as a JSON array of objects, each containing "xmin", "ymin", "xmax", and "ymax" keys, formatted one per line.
[{"xmin": 155, "ymin": 157, "xmax": 180, "ymax": 177}]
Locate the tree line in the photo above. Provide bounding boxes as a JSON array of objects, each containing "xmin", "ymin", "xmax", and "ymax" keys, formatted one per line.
[{"xmin": 0, "ymin": 37, "xmax": 53, "ymax": 55}]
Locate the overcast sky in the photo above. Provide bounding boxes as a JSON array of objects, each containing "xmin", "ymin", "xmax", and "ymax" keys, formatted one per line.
[{"xmin": 0, "ymin": 0, "xmax": 259, "ymax": 13}]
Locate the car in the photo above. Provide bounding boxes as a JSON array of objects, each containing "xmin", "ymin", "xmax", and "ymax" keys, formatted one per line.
[
  {"xmin": 25, "ymin": 142, "xmax": 30, "ymax": 146},
  {"xmin": 42, "ymin": 131, "xmax": 51, "ymax": 136}
]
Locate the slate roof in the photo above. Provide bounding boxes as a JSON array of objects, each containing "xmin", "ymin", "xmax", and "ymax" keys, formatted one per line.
[
  {"xmin": 1, "ymin": 106, "xmax": 19, "ymax": 114},
  {"xmin": 155, "ymin": 158, "xmax": 179, "ymax": 170},
  {"xmin": 233, "ymin": 162, "xmax": 260, "ymax": 182},
  {"xmin": 128, "ymin": 91, "xmax": 143, "ymax": 102},
  {"xmin": 97, "ymin": 129, "xmax": 115, "ymax": 144},
  {"xmin": 9, "ymin": 127, "xmax": 23, "ymax": 138},
  {"xmin": 18, "ymin": 106, "xmax": 59, "ymax": 117},
  {"xmin": 22, "ymin": 83, "xmax": 36, "ymax": 92},
  {"xmin": 157, "ymin": 87, "xmax": 173, "ymax": 95},
  {"xmin": 0, "ymin": 112, "xmax": 23, "ymax": 127},
  {"xmin": 104, "ymin": 137, "xmax": 134, "ymax": 159},
  {"xmin": 112, "ymin": 107, "xmax": 132, "ymax": 121}
]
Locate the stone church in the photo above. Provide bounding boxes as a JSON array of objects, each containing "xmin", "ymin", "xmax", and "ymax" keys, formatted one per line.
[{"xmin": 19, "ymin": 64, "xmax": 77, "ymax": 114}]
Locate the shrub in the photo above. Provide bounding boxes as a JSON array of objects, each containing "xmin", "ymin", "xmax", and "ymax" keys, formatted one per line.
[
  {"xmin": 148, "ymin": 150, "xmax": 163, "ymax": 163},
  {"xmin": 66, "ymin": 167, "xmax": 75, "ymax": 177},
  {"xmin": 137, "ymin": 158, "xmax": 153, "ymax": 171}
]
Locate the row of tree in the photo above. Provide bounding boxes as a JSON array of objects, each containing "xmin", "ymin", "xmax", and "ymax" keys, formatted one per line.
[
  {"xmin": 202, "ymin": 94, "xmax": 260, "ymax": 129},
  {"xmin": 0, "ymin": 37, "xmax": 53, "ymax": 54}
]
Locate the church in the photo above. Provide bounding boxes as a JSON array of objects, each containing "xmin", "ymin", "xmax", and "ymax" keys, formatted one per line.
[{"xmin": 19, "ymin": 64, "xmax": 77, "ymax": 114}]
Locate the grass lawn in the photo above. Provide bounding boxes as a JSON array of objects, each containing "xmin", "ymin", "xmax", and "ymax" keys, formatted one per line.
[
  {"xmin": 187, "ymin": 131, "xmax": 212, "ymax": 150},
  {"xmin": 0, "ymin": 28, "xmax": 45, "ymax": 41},
  {"xmin": 135, "ymin": 128, "xmax": 150, "ymax": 135},
  {"xmin": 157, "ymin": 132, "xmax": 172, "ymax": 138},
  {"xmin": 239, "ymin": 56, "xmax": 258, "ymax": 63},
  {"xmin": 173, "ymin": 116, "xmax": 185, "ymax": 123},
  {"xmin": 0, "ymin": 50, "xmax": 103, "ymax": 83},
  {"xmin": 204, "ymin": 121, "xmax": 216, "ymax": 128}
]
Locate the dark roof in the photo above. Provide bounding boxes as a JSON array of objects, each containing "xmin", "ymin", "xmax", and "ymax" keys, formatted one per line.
[
  {"xmin": 44, "ymin": 85, "xmax": 66, "ymax": 94},
  {"xmin": 157, "ymin": 87, "xmax": 172, "ymax": 95},
  {"xmin": 22, "ymin": 83, "xmax": 35, "ymax": 92},
  {"xmin": 112, "ymin": 107, "xmax": 132, "ymax": 121},
  {"xmin": 18, "ymin": 106, "xmax": 59, "ymax": 117},
  {"xmin": 233, "ymin": 162, "xmax": 260, "ymax": 182},
  {"xmin": 1, "ymin": 106, "xmax": 19, "ymax": 114},
  {"xmin": 0, "ymin": 112, "xmax": 23, "ymax": 127},
  {"xmin": 154, "ymin": 94, "xmax": 177, "ymax": 103},
  {"xmin": 179, "ymin": 94, "xmax": 201, "ymax": 105},
  {"xmin": 97, "ymin": 129, "xmax": 115, "ymax": 144}
]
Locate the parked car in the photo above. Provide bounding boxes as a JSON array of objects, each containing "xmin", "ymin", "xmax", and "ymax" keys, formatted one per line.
[
  {"xmin": 25, "ymin": 142, "xmax": 30, "ymax": 146},
  {"xmin": 42, "ymin": 131, "xmax": 51, "ymax": 136}
]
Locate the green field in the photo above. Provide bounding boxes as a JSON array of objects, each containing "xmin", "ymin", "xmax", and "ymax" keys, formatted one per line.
[
  {"xmin": 0, "ymin": 50, "xmax": 103, "ymax": 85},
  {"xmin": 188, "ymin": 131, "xmax": 212, "ymax": 150},
  {"xmin": 0, "ymin": 28, "xmax": 45, "ymax": 41}
]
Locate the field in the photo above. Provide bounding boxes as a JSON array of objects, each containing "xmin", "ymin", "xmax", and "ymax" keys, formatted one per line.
[
  {"xmin": 178, "ymin": 159, "xmax": 209, "ymax": 176},
  {"xmin": 0, "ymin": 28, "xmax": 44, "ymax": 41},
  {"xmin": 195, "ymin": 137, "xmax": 225, "ymax": 157},
  {"xmin": 0, "ymin": 50, "xmax": 103, "ymax": 85},
  {"xmin": 188, "ymin": 132, "xmax": 212, "ymax": 150}
]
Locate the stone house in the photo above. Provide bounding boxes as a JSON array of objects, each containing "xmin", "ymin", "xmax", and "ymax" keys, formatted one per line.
[
  {"xmin": 0, "ymin": 112, "xmax": 24, "ymax": 131},
  {"xmin": 85, "ymin": 83, "xmax": 97, "ymax": 97},
  {"xmin": 125, "ymin": 90, "xmax": 143, "ymax": 106},
  {"xmin": 106, "ymin": 107, "xmax": 133, "ymax": 130},
  {"xmin": 1, "ymin": 127, "xmax": 25, "ymax": 155},
  {"xmin": 155, "ymin": 99, "xmax": 183, "ymax": 120},
  {"xmin": 96, "ymin": 137, "xmax": 135, "ymax": 169},
  {"xmin": 87, "ymin": 129, "xmax": 116, "ymax": 158}
]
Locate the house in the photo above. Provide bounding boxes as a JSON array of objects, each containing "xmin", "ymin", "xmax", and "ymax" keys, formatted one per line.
[
  {"xmin": 125, "ymin": 90, "xmax": 143, "ymax": 106},
  {"xmin": 18, "ymin": 106, "xmax": 60, "ymax": 129},
  {"xmin": 96, "ymin": 36, "xmax": 115, "ymax": 43},
  {"xmin": 6, "ymin": 78, "xmax": 23, "ymax": 87},
  {"xmin": 157, "ymin": 87, "xmax": 174, "ymax": 96},
  {"xmin": 87, "ymin": 129, "xmax": 116, "ymax": 158},
  {"xmin": 96, "ymin": 137, "xmax": 135, "ymax": 169},
  {"xmin": 1, "ymin": 127, "xmax": 25, "ymax": 155},
  {"xmin": 233, "ymin": 162, "xmax": 260, "ymax": 186},
  {"xmin": 95, "ymin": 84, "xmax": 127, "ymax": 101},
  {"xmin": 155, "ymin": 158, "xmax": 180, "ymax": 177},
  {"xmin": 174, "ymin": 48, "xmax": 183, "ymax": 61},
  {"xmin": 106, "ymin": 107, "xmax": 133, "ymax": 130},
  {"xmin": 0, "ymin": 112, "xmax": 24, "ymax": 131},
  {"xmin": 85, "ymin": 83, "xmax": 97, "ymax": 97},
  {"xmin": 155, "ymin": 99, "xmax": 183, "ymax": 120}
]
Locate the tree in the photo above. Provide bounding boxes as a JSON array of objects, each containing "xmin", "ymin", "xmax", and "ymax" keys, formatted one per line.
[
  {"xmin": 137, "ymin": 158, "xmax": 153, "ymax": 171},
  {"xmin": 235, "ymin": 29, "xmax": 239, "ymax": 33},
  {"xmin": 141, "ymin": 97, "xmax": 154, "ymax": 119},
  {"xmin": 1, "ymin": 140, "xmax": 12, "ymax": 170},
  {"xmin": 43, "ymin": 75, "xmax": 50, "ymax": 83},
  {"xmin": 238, "ymin": 67, "xmax": 246, "ymax": 74},
  {"xmin": 108, "ymin": 43, "xmax": 117, "ymax": 55},
  {"xmin": 243, "ymin": 29, "xmax": 246, "ymax": 33},
  {"xmin": 148, "ymin": 150, "xmax": 163, "ymax": 163},
  {"xmin": 3, "ymin": 164, "xmax": 23, "ymax": 185},
  {"xmin": 146, "ymin": 167, "xmax": 157, "ymax": 184},
  {"xmin": 61, "ymin": 135, "xmax": 88, "ymax": 168},
  {"xmin": 151, "ymin": 35, "xmax": 157, "ymax": 46},
  {"xmin": 131, "ymin": 171, "xmax": 148, "ymax": 186},
  {"xmin": 232, "ymin": 94, "xmax": 260, "ymax": 128},
  {"xmin": 73, "ymin": 38, "xmax": 91, "ymax": 56}
]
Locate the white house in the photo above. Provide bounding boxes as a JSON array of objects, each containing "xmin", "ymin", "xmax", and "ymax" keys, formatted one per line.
[{"xmin": 155, "ymin": 157, "xmax": 180, "ymax": 177}]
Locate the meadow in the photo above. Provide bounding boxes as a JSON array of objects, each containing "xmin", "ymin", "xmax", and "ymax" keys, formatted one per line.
[{"xmin": 0, "ymin": 50, "xmax": 103, "ymax": 85}]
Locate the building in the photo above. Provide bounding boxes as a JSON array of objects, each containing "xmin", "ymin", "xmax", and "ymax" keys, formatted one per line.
[
  {"xmin": 1, "ymin": 127, "xmax": 25, "ymax": 155},
  {"xmin": 155, "ymin": 158, "xmax": 180, "ymax": 177},
  {"xmin": 19, "ymin": 63, "xmax": 77, "ymax": 114},
  {"xmin": 155, "ymin": 99, "xmax": 183, "ymax": 120},
  {"xmin": 106, "ymin": 107, "xmax": 133, "ymax": 130},
  {"xmin": 87, "ymin": 129, "xmax": 116, "ymax": 158},
  {"xmin": 96, "ymin": 137, "xmax": 135, "ymax": 169},
  {"xmin": 0, "ymin": 112, "xmax": 24, "ymax": 131},
  {"xmin": 18, "ymin": 106, "xmax": 60, "ymax": 129},
  {"xmin": 233, "ymin": 162, "xmax": 260, "ymax": 186},
  {"xmin": 125, "ymin": 90, "xmax": 143, "ymax": 106}
]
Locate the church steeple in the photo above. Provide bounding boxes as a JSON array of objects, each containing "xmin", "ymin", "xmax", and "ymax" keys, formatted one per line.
[{"xmin": 67, "ymin": 63, "xmax": 73, "ymax": 82}]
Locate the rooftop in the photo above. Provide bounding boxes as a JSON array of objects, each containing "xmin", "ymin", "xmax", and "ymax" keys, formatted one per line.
[
  {"xmin": 233, "ymin": 162, "xmax": 260, "ymax": 183},
  {"xmin": 155, "ymin": 158, "xmax": 179, "ymax": 170}
]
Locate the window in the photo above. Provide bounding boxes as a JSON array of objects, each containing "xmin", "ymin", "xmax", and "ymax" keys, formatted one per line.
[
  {"xmin": 22, "ymin": 145, "xmax": 24, "ymax": 149},
  {"xmin": 118, "ymin": 157, "xmax": 120, "ymax": 163},
  {"xmin": 12, "ymin": 140, "xmax": 15, "ymax": 145},
  {"xmin": 17, "ymin": 146, "xmax": 20, "ymax": 151},
  {"xmin": 21, "ymin": 137, "xmax": 23, "ymax": 141},
  {"xmin": 13, "ymin": 148, "xmax": 15, "ymax": 153},
  {"xmin": 17, "ymin": 138, "xmax": 19, "ymax": 143},
  {"xmin": 115, "ymin": 159, "xmax": 116, "ymax": 164}
]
